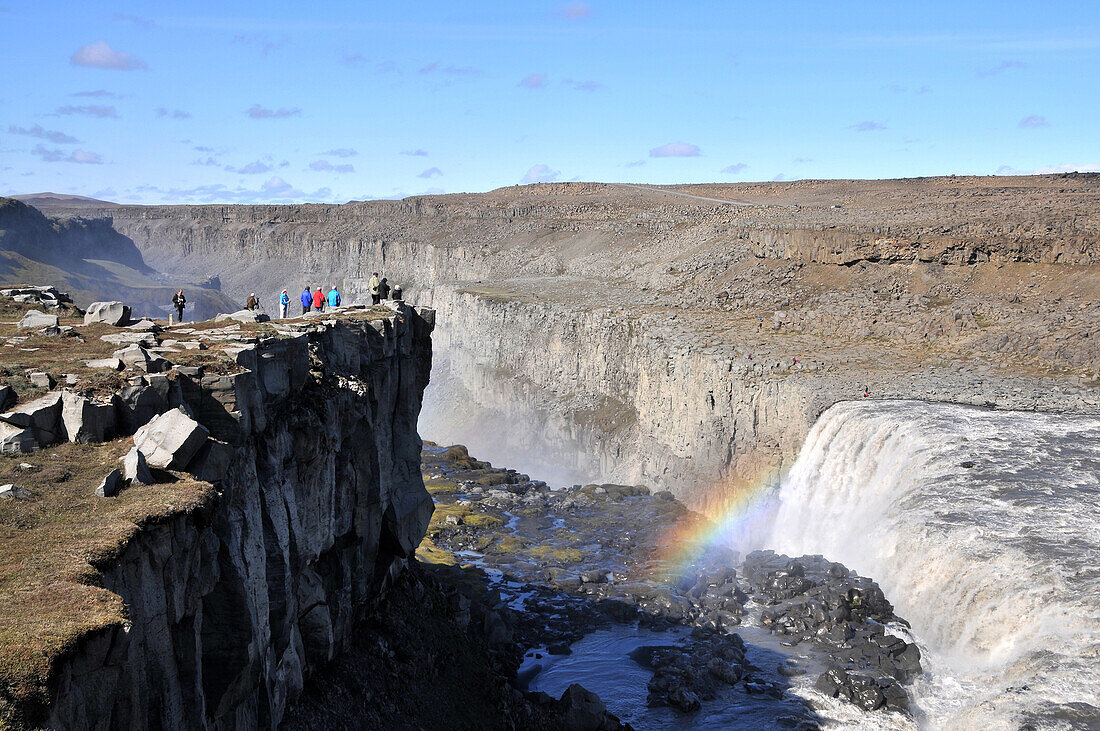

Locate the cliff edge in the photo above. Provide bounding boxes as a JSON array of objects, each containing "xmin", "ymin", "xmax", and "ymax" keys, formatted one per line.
[{"xmin": 0, "ymin": 300, "xmax": 435, "ymax": 728}]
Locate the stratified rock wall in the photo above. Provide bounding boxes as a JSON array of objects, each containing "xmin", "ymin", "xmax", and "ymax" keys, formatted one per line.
[{"xmin": 45, "ymin": 310, "xmax": 435, "ymax": 729}]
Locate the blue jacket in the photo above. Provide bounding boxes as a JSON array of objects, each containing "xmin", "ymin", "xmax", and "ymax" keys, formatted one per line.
[
  {"xmin": 327, "ymin": 289, "xmax": 341, "ymax": 307},
  {"xmin": 280, "ymin": 292, "xmax": 290, "ymax": 306},
  {"xmin": 300, "ymin": 290, "xmax": 312, "ymax": 308}
]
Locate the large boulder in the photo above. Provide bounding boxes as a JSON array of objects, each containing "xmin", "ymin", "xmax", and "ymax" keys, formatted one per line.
[
  {"xmin": 18, "ymin": 310, "xmax": 59, "ymax": 330},
  {"xmin": 2, "ymin": 392, "xmax": 64, "ymax": 446},
  {"xmin": 215, "ymin": 309, "xmax": 270, "ymax": 324},
  {"xmin": 0, "ymin": 424, "xmax": 37, "ymax": 454},
  {"xmin": 188, "ymin": 438, "xmax": 234, "ymax": 483},
  {"xmin": 101, "ymin": 332, "xmax": 157, "ymax": 348},
  {"xmin": 84, "ymin": 301, "xmax": 131, "ymax": 326},
  {"xmin": 121, "ymin": 446, "xmax": 154, "ymax": 484},
  {"xmin": 113, "ymin": 344, "xmax": 170, "ymax": 373},
  {"xmin": 86, "ymin": 357, "xmax": 124, "ymax": 371},
  {"xmin": 133, "ymin": 407, "xmax": 209, "ymax": 469},
  {"xmin": 0, "ymin": 484, "xmax": 33, "ymax": 500},
  {"xmin": 95, "ymin": 469, "xmax": 123, "ymax": 498},
  {"xmin": 61, "ymin": 391, "xmax": 117, "ymax": 443}
]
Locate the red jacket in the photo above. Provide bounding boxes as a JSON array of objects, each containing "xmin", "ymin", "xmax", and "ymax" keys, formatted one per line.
[{"xmin": 312, "ymin": 290, "xmax": 324, "ymax": 307}]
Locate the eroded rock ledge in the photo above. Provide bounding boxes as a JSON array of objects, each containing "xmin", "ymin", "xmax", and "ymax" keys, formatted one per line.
[{"xmin": 0, "ymin": 305, "xmax": 435, "ymax": 729}]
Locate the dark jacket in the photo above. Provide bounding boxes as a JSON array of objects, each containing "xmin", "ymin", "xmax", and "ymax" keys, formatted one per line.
[
  {"xmin": 173, "ymin": 293, "xmax": 186, "ymax": 308},
  {"xmin": 377, "ymin": 280, "xmax": 391, "ymax": 299}
]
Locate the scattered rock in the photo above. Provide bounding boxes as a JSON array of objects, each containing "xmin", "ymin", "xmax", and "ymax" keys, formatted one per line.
[
  {"xmin": 121, "ymin": 446, "xmax": 155, "ymax": 485},
  {"xmin": 28, "ymin": 371, "xmax": 55, "ymax": 389},
  {"xmin": 216, "ymin": 309, "xmax": 271, "ymax": 324},
  {"xmin": 113, "ymin": 344, "xmax": 170, "ymax": 373},
  {"xmin": 84, "ymin": 301, "xmax": 131, "ymax": 326},
  {"xmin": 132, "ymin": 407, "xmax": 209, "ymax": 469},
  {"xmin": 95, "ymin": 468, "xmax": 123, "ymax": 498},
  {"xmin": 61, "ymin": 391, "xmax": 117, "ymax": 443},
  {"xmin": 86, "ymin": 357, "xmax": 125, "ymax": 371},
  {"xmin": 0, "ymin": 483, "xmax": 32, "ymax": 500},
  {"xmin": 18, "ymin": 310, "xmax": 59, "ymax": 330}
]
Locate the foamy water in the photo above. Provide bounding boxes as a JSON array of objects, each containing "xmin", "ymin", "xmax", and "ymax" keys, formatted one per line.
[{"xmin": 759, "ymin": 400, "xmax": 1100, "ymax": 729}]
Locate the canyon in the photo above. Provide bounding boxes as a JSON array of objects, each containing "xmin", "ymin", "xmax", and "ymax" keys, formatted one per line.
[{"xmin": 26, "ymin": 175, "xmax": 1099, "ymax": 508}]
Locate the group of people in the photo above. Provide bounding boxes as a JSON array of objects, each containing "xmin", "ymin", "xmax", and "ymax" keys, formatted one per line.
[
  {"xmin": 285, "ymin": 286, "xmax": 342, "ymax": 317},
  {"xmin": 171, "ymin": 273, "xmax": 396, "ymax": 322}
]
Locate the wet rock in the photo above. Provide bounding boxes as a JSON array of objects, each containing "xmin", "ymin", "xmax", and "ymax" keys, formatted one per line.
[
  {"xmin": 84, "ymin": 301, "xmax": 131, "ymax": 326},
  {"xmin": 555, "ymin": 684, "xmax": 625, "ymax": 730}
]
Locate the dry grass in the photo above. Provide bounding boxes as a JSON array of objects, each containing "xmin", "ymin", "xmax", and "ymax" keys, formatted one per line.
[{"xmin": 0, "ymin": 441, "xmax": 216, "ymax": 726}]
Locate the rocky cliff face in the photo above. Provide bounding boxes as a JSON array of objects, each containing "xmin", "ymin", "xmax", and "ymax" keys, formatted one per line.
[
  {"xmin": 37, "ymin": 309, "xmax": 434, "ymax": 729},
  {"xmin": 30, "ymin": 178, "xmax": 1099, "ymax": 509}
]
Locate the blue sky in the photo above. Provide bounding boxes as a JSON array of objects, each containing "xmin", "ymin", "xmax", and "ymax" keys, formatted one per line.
[{"xmin": 1, "ymin": 1, "xmax": 1098, "ymax": 203}]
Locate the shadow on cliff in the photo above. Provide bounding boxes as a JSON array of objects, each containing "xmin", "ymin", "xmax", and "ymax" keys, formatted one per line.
[{"xmin": 0, "ymin": 197, "xmax": 238, "ymax": 319}]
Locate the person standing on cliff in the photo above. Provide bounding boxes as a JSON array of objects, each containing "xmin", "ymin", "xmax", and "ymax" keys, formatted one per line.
[
  {"xmin": 246, "ymin": 293, "xmax": 259, "ymax": 310},
  {"xmin": 300, "ymin": 287, "xmax": 312, "ymax": 315},
  {"xmin": 172, "ymin": 289, "xmax": 186, "ymax": 323},
  {"xmin": 377, "ymin": 277, "xmax": 390, "ymax": 301},
  {"xmin": 369, "ymin": 272, "xmax": 381, "ymax": 305},
  {"xmin": 313, "ymin": 287, "xmax": 324, "ymax": 311},
  {"xmin": 279, "ymin": 289, "xmax": 290, "ymax": 318},
  {"xmin": 327, "ymin": 285, "xmax": 341, "ymax": 308}
]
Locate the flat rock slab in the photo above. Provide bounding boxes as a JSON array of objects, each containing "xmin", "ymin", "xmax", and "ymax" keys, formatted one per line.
[
  {"xmin": 128, "ymin": 319, "xmax": 162, "ymax": 332},
  {"xmin": 133, "ymin": 407, "xmax": 209, "ymax": 469},
  {"xmin": 86, "ymin": 357, "xmax": 124, "ymax": 370},
  {"xmin": 101, "ymin": 332, "xmax": 158, "ymax": 348},
  {"xmin": 85, "ymin": 301, "xmax": 131, "ymax": 326},
  {"xmin": 113, "ymin": 344, "xmax": 170, "ymax": 373},
  {"xmin": 18, "ymin": 310, "xmax": 59, "ymax": 330},
  {"xmin": 215, "ymin": 309, "xmax": 270, "ymax": 323}
]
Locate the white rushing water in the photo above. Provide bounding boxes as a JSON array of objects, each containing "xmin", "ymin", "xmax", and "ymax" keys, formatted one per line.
[{"xmin": 759, "ymin": 400, "xmax": 1100, "ymax": 729}]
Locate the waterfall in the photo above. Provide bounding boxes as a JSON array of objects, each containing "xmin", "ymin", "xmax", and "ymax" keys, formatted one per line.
[{"xmin": 760, "ymin": 400, "xmax": 1100, "ymax": 727}]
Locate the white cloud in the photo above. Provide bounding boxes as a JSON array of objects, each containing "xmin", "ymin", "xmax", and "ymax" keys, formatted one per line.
[
  {"xmin": 849, "ymin": 121, "xmax": 886, "ymax": 132},
  {"xmin": 400, "ymin": 148, "xmax": 428, "ymax": 156},
  {"xmin": 419, "ymin": 62, "xmax": 479, "ymax": 76},
  {"xmin": 247, "ymin": 104, "xmax": 301, "ymax": 119},
  {"xmin": 521, "ymin": 164, "xmax": 560, "ymax": 183},
  {"xmin": 417, "ymin": 167, "xmax": 443, "ymax": 179},
  {"xmin": 570, "ymin": 80, "xmax": 603, "ymax": 91},
  {"xmin": 1018, "ymin": 115, "xmax": 1050, "ymax": 129},
  {"xmin": 650, "ymin": 142, "xmax": 701, "ymax": 158},
  {"xmin": 55, "ymin": 104, "xmax": 118, "ymax": 118},
  {"xmin": 71, "ymin": 89, "xmax": 121, "ymax": 98},
  {"xmin": 557, "ymin": 2, "xmax": 592, "ymax": 19},
  {"xmin": 236, "ymin": 161, "xmax": 272, "ymax": 174},
  {"xmin": 519, "ymin": 74, "xmax": 547, "ymax": 89},
  {"xmin": 977, "ymin": 60, "xmax": 1024, "ymax": 78},
  {"xmin": 156, "ymin": 107, "xmax": 191, "ymax": 119},
  {"xmin": 32, "ymin": 145, "xmax": 102, "ymax": 164},
  {"xmin": 321, "ymin": 148, "xmax": 357, "ymax": 158},
  {"xmin": 7, "ymin": 125, "xmax": 79, "ymax": 144},
  {"xmin": 70, "ymin": 40, "xmax": 147, "ymax": 70},
  {"xmin": 721, "ymin": 163, "xmax": 747, "ymax": 174},
  {"xmin": 113, "ymin": 13, "xmax": 153, "ymax": 27},
  {"xmin": 309, "ymin": 160, "xmax": 354, "ymax": 173}
]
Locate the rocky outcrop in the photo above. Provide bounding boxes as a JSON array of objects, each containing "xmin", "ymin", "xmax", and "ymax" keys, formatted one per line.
[
  {"xmin": 29, "ymin": 309, "xmax": 436, "ymax": 729},
  {"xmin": 25, "ymin": 179, "xmax": 1099, "ymax": 508}
]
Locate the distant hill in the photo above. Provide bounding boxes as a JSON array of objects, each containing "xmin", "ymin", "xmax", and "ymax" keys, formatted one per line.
[
  {"xmin": 11, "ymin": 192, "xmax": 120, "ymax": 209},
  {"xmin": 0, "ymin": 197, "xmax": 237, "ymax": 320}
]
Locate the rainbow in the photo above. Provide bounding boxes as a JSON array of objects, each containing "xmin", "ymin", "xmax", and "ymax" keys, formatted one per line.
[{"xmin": 650, "ymin": 471, "xmax": 779, "ymax": 583}]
